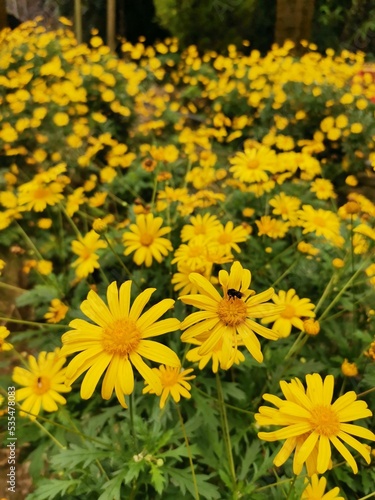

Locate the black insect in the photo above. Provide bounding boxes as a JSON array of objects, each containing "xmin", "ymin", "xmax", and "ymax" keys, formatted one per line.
[{"xmin": 227, "ymin": 288, "xmax": 244, "ymax": 299}]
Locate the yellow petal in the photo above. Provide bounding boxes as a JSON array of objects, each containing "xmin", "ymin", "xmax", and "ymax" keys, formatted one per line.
[
  {"xmin": 80, "ymin": 353, "xmax": 112, "ymax": 400},
  {"xmin": 137, "ymin": 340, "xmax": 180, "ymax": 367}
]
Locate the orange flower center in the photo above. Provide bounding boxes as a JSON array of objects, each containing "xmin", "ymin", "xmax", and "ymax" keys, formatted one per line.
[
  {"xmin": 34, "ymin": 375, "xmax": 50, "ymax": 395},
  {"xmin": 281, "ymin": 304, "xmax": 295, "ymax": 319},
  {"xmin": 217, "ymin": 297, "xmax": 247, "ymax": 326},
  {"xmin": 34, "ymin": 187, "xmax": 50, "ymax": 200},
  {"xmin": 81, "ymin": 248, "xmax": 94, "ymax": 260},
  {"xmin": 160, "ymin": 367, "xmax": 180, "ymax": 387},
  {"xmin": 313, "ymin": 216, "xmax": 326, "ymax": 228},
  {"xmin": 189, "ymin": 245, "xmax": 204, "ymax": 257},
  {"xmin": 247, "ymin": 159, "xmax": 259, "ymax": 169},
  {"xmin": 217, "ymin": 233, "xmax": 232, "ymax": 244},
  {"xmin": 309, "ymin": 405, "xmax": 340, "ymax": 437},
  {"xmin": 140, "ymin": 233, "xmax": 154, "ymax": 246},
  {"xmin": 102, "ymin": 319, "xmax": 141, "ymax": 356}
]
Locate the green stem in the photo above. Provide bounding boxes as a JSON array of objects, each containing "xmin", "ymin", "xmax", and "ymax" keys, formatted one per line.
[
  {"xmin": 357, "ymin": 386, "xmax": 375, "ymax": 399},
  {"xmin": 285, "ymin": 475, "xmax": 297, "ymax": 500},
  {"xmin": 32, "ymin": 417, "xmax": 66, "ymax": 449},
  {"xmin": 0, "ymin": 316, "xmax": 68, "ymax": 328},
  {"xmin": 103, "ymin": 235, "xmax": 141, "ymax": 290},
  {"xmin": 216, "ymin": 373, "xmax": 236, "ymax": 490},
  {"xmin": 0, "ymin": 282, "xmax": 27, "ymax": 293},
  {"xmin": 284, "ymin": 331, "xmax": 307, "ymax": 361},
  {"xmin": 16, "ymin": 222, "xmax": 45, "ymax": 261},
  {"xmin": 270, "ymin": 260, "xmax": 297, "ymax": 289},
  {"xmin": 129, "ymin": 392, "xmax": 138, "ymax": 450},
  {"xmin": 176, "ymin": 405, "xmax": 200, "ymax": 500},
  {"xmin": 59, "ymin": 204, "xmax": 82, "ymax": 238},
  {"xmin": 318, "ymin": 262, "xmax": 370, "ymax": 322},
  {"xmin": 358, "ymin": 493, "xmax": 375, "ymax": 500},
  {"xmin": 314, "ymin": 274, "xmax": 336, "ymax": 315}
]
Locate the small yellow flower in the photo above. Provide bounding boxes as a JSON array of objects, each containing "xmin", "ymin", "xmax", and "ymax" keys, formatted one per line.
[
  {"xmin": 123, "ymin": 213, "xmax": 172, "ymax": 267},
  {"xmin": 303, "ymin": 319, "xmax": 320, "ymax": 336},
  {"xmin": 345, "ymin": 175, "xmax": 358, "ymax": 187},
  {"xmin": 262, "ymin": 289, "xmax": 315, "ymax": 338},
  {"xmin": 341, "ymin": 359, "xmax": 358, "ymax": 377},
  {"xmin": 351, "ymin": 123, "xmax": 363, "ymax": 134},
  {"xmin": 36, "ymin": 260, "xmax": 53, "ymax": 275},
  {"xmin": 143, "ymin": 365, "xmax": 195, "ymax": 408},
  {"xmin": 13, "ymin": 349, "xmax": 71, "ymax": 420},
  {"xmin": 53, "ymin": 112, "xmax": 70, "ymax": 127},
  {"xmin": 44, "ymin": 299, "xmax": 68, "ymax": 324},
  {"xmin": 332, "ymin": 258, "xmax": 345, "ymax": 268},
  {"xmin": 92, "ymin": 218, "xmax": 108, "ymax": 234},
  {"xmin": 71, "ymin": 230, "xmax": 107, "ymax": 279},
  {"xmin": 0, "ymin": 326, "xmax": 13, "ymax": 352},
  {"xmin": 37, "ymin": 218, "xmax": 52, "ymax": 229},
  {"xmin": 302, "ymin": 474, "xmax": 344, "ymax": 500}
]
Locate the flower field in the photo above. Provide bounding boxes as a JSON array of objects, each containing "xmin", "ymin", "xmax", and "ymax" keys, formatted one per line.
[{"xmin": 1, "ymin": 17, "xmax": 375, "ymax": 500}]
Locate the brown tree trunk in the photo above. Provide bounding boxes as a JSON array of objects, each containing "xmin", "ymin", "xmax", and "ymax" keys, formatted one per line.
[
  {"xmin": 107, "ymin": 0, "xmax": 116, "ymax": 51},
  {"xmin": 0, "ymin": 0, "xmax": 8, "ymax": 30},
  {"xmin": 275, "ymin": 0, "xmax": 315, "ymax": 46}
]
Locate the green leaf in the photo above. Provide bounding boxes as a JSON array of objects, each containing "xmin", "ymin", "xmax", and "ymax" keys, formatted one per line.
[
  {"xmin": 150, "ymin": 463, "xmax": 166, "ymax": 495},
  {"xmin": 51, "ymin": 444, "xmax": 109, "ymax": 470},
  {"xmin": 16, "ymin": 285, "xmax": 60, "ymax": 308},
  {"xmin": 166, "ymin": 467, "xmax": 220, "ymax": 500},
  {"xmin": 27, "ymin": 479, "xmax": 80, "ymax": 500},
  {"xmin": 238, "ymin": 441, "xmax": 261, "ymax": 481},
  {"xmin": 98, "ymin": 469, "xmax": 129, "ymax": 500}
]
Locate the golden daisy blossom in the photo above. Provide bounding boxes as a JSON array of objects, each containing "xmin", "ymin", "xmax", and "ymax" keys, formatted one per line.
[
  {"xmin": 44, "ymin": 299, "xmax": 69, "ymax": 324},
  {"xmin": 123, "ymin": 213, "xmax": 173, "ymax": 267},
  {"xmin": 179, "ymin": 261, "xmax": 285, "ymax": 367},
  {"xmin": 71, "ymin": 230, "xmax": 107, "ymax": 279},
  {"xmin": 302, "ymin": 474, "xmax": 344, "ymax": 500},
  {"xmin": 261, "ymin": 289, "xmax": 316, "ymax": 338},
  {"xmin": 229, "ymin": 146, "xmax": 277, "ymax": 183},
  {"xmin": 0, "ymin": 326, "xmax": 13, "ymax": 352},
  {"xmin": 255, "ymin": 374, "xmax": 375, "ymax": 475},
  {"xmin": 13, "ymin": 349, "xmax": 71, "ymax": 420},
  {"xmin": 142, "ymin": 365, "xmax": 195, "ymax": 408},
  {"xmin": 61, "ymin": 281, "xmax": 180, "ymax": 408}
]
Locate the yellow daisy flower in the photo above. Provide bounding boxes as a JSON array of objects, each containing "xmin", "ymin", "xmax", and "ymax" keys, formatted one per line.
[
  {"xmin": 261, "ymin": 289, "xmax": 315, "ymax": 338},
  {"xmin": 18, "ymin": 181, "xmax": 64, "ymax": 212},
  {"xmin": 214, "ymin": 221, "xmax": 249, "ymax": 254},
  {"xmin": 71, "ymin": 230, "xmax": 107, "ymax": 279},
  {"xmin": 255, "ymin": 374, "xmax": 375, "ymax": 475},
  {"xmin": 143, "ymin": 365, "xmax": 195, "ymax": 408},
  {"xmin": 44, "ymin": 299, "xmax": 69, "ymax": 324},
  {"xmin": 302, "ymin": 474, "xmax": 344, "ymax": 500},
  {"xmin": 61, "ymin": 281, "xmax": 180, "ymax": 408},
  {"xmin": 0, "ymin": 326, "xmax": 13, "ymax": 352},
  {"xmin": 269, "ymin": 193, "xmax": 301, "ymax": 225},
  {"xmin": 310, "ymin": 178, "xmax": 337, "ymax": 200},
  {"xmin": 297, "ymin": 205, "xmax": 342, "ymax": 243},
  {"xmin": 229, "ymin": 146, "xmax": 277, "ymax": 183},
  {"xmin": 180, "ymin": 213, "xmax": 221, "ymax": 242},
  {"xmin": 13, "ymin": 349, "xmax": 71, "ymax": 420},
  {"xmin": 255, "ymin": 216, "xmax": 289, "ymax": 239},
  {"xmin": 123, "ymin": 213, "xmax": 172, "ymax": 267},
  {"xmin": 180, "ymin": 261, "xmax": 284, "ymax": 367}
]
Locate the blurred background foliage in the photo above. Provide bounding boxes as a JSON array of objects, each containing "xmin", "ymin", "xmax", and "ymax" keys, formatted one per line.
[{"xmin": 1, "ymin": 0, "xmax": 375, "ymax": 56}]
